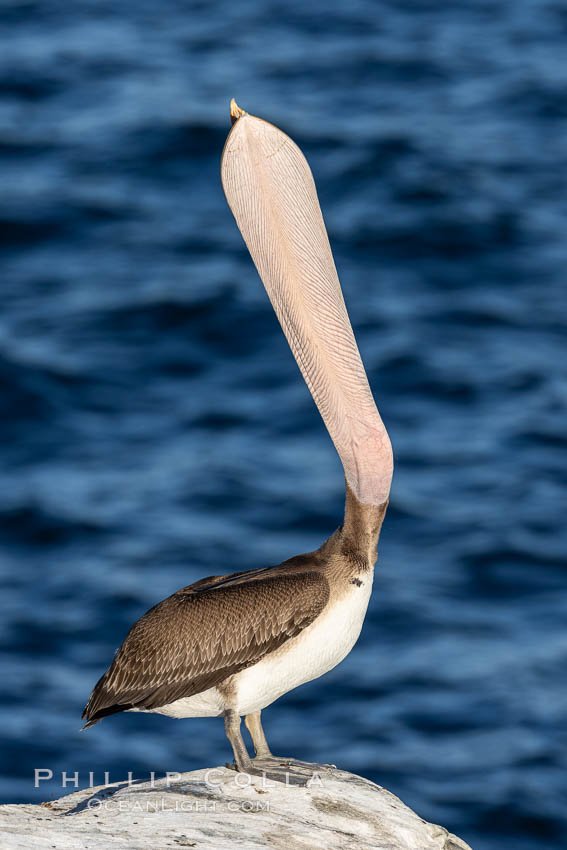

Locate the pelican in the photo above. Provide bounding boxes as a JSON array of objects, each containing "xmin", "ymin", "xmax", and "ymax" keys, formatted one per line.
[{"xmin": 82, "ymin": 100, "xmax": 393, "ymax": 782}]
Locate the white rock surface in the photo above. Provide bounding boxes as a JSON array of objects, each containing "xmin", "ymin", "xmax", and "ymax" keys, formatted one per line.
[{"xmin": 0, "ymin": 765, "xmax": 472, "ymax": 850}]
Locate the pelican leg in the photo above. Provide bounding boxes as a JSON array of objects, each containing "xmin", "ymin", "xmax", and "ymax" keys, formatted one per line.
[
  {"xmin": 244, "ymin": 710, "xmax": 336, "ymax": 774},
  {"xmin": 225, "ymin": 709, "xmax": 315, "ymax": 786},
  {"xmin": 224, "ymin": 709, "xmax": 254, "ymax": 772},
  {"xmin": 244, "ymin": 711, "xmax": 272, "ymax": 758}
]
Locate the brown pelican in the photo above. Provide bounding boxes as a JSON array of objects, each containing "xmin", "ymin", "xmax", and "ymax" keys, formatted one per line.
[{"xmin": 82, "ymin": 100, "xmax": 393, "ymax": 782}]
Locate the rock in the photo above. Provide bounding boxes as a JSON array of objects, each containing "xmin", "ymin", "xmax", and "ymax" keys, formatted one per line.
[{"xmin": 0, "ymin": 765, "xmax": 472, "ymax": 850}]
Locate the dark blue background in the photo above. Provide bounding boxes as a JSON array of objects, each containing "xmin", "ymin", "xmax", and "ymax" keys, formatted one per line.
[{"xmin": 1, "ymin": 2, "xmax": 566, "ymax": 848}]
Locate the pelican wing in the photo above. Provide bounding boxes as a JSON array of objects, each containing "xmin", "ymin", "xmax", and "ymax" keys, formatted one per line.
[{"xmin": 82, "ymin": 568, "xmax": 329, "ymax": 726}]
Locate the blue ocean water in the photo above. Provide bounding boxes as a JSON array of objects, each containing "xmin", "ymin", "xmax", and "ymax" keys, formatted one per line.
[{"xmin": 1, "ymin": 1, "xmax": 566, "ymax": 847}]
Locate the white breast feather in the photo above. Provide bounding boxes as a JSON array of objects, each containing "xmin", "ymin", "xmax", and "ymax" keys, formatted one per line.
[{"xmin": 234, "ymin": 572, "xmax": 373, "ymax": 715}]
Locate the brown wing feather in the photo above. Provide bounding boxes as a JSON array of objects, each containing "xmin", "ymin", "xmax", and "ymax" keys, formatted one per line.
[{"xmin": 82, "ymin": 569, "xmax": 329, "ymax": 726}]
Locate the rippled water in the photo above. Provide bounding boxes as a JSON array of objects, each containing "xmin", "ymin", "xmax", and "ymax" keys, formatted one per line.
[{"xmin": 1, "ymin": 2, "xmax": 566, "ymax": 848}]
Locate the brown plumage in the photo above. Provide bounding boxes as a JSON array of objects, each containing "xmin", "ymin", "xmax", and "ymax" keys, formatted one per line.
[{"xmin": 83, "ymin": 562, "xmax": 329, "ymax": 727}]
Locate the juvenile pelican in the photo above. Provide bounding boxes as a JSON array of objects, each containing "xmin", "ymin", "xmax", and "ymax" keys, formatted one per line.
[{"xmin": 82, "ymin": 100, "xmax": 393, "ymax": 781}]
